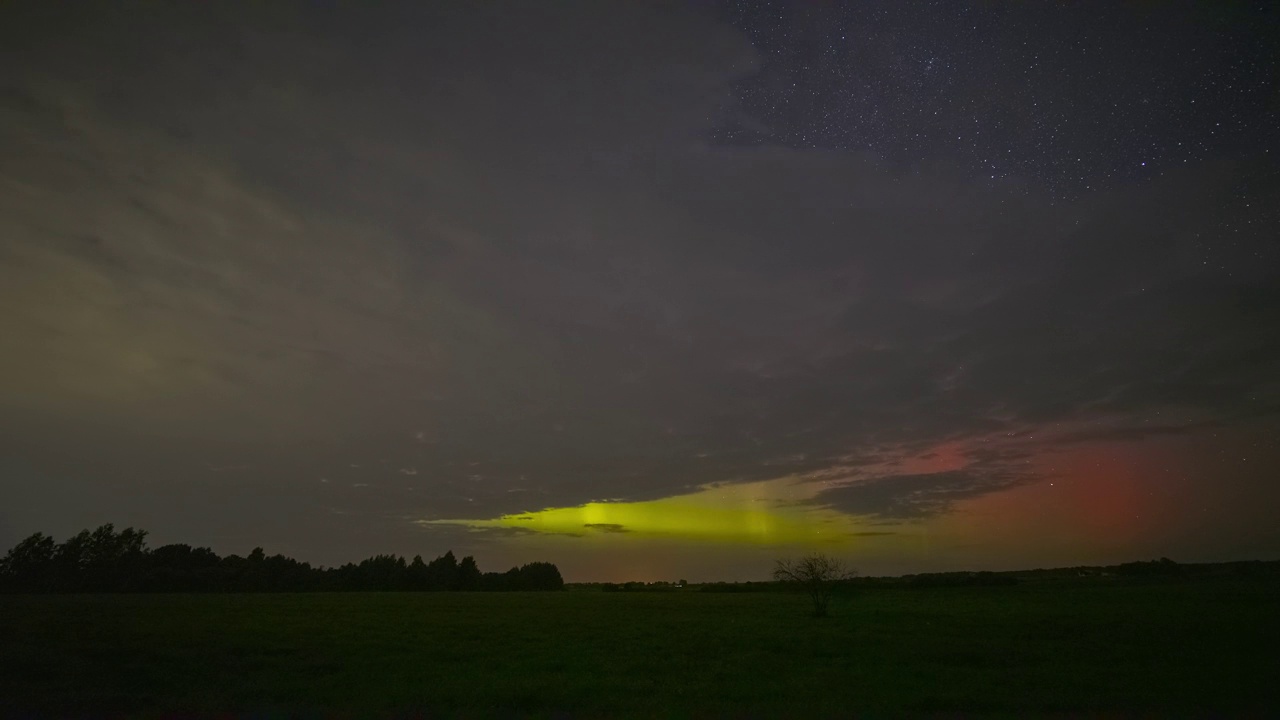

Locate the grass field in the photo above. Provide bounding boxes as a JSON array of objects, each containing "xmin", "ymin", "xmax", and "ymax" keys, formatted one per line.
[{"xmin": 2, "ymin": 578, "xmax": 1278, "ymax": 717}]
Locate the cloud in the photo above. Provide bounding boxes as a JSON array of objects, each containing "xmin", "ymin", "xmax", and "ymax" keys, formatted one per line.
[
  {"xmin": 1049, "ymin": 420, "xmax": 1221, "ymax": 445},
  {"xmin": 1, "ymin": 1, "xmax": 1277, "ymax": 565},
  {"xmin": 811, "ymin": 467, "xmax": 1031, "ymax": 520},
  {"xmin": 583, "ymin": 523, "xmax": 630, "ymax": 534}
]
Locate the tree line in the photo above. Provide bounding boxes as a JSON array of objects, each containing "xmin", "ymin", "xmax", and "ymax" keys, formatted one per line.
[{"xmin": 0, "ymin": 524, "xmax": 563, "ymax": 593}]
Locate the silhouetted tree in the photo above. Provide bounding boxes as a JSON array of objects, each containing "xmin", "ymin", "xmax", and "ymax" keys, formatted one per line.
[
  {"xmin": 0, "ymin": 526, "xmax": 564, "ymax": 594},
  {"xmin": 426, "ymin": 550, "xmax": 459, "ymax": 590},
  {"xmin": 1116, "ymin": 557, "xmax": 1184, "ymax": 577},
  {"xmin": 458, "ymin": 556, "xmax": 481, "ymax": 590},
  {"xmin": 44, "ymin": 525, "xmax": 149, "ymax": 591},
  {"xmin": 149, "ymin": 544, "xmax": 221, "ymax": 591},
  {"xmin": 518, "ymin": 561, "xmax": 565, "ymax": 590},
  {"xmin": 773, "ymin": 554, "xmax": 857, "ymax": 617},
  {"xmin": 0, "ymin": 532, "xmax": 56, "ymax": 591},
  {"xmin": 408, "ymin": 554, "xmax": 428, "ymax": 590}
]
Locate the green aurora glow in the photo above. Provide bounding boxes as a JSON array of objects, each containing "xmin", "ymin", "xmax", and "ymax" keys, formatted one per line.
[{"xmin": 424, "ymin": 479, "xmax": 875, "ymax": 545}]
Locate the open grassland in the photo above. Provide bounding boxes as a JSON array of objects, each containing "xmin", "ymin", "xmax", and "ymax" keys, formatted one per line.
[{"xmin": 2, "ymin": 578, "xmax": 1278, "ymax": 718}]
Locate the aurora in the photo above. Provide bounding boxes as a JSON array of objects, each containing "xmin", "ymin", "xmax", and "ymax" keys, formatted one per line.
[{"xmin": 422, "ymin": 478, "xmax": 875, "ymax": 545}]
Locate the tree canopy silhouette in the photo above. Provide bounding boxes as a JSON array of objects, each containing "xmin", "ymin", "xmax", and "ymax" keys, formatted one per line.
[
  {"xmin": 773, "ymin": 553, "xmax": 857, "ymax": 617},
  {"xmin": 0, "ymin": 525, "xmax": 564, "ymax": 593}
]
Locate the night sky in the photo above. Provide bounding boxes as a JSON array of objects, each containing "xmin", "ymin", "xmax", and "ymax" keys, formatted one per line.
[{"xmin": 2, "ymin": 1, "xmax": 1278, "ymax": 581}]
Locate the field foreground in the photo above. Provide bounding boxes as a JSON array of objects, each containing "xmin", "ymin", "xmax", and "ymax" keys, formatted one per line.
[{"xmin": 2, "ymin": 578, "xmax": 1278, "ymax": 717}]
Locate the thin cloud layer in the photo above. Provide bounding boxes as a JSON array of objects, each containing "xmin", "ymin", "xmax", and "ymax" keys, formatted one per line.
[{"xmin": 812, "ymin": 469, "xmax": 1031, "ymax": 521}]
